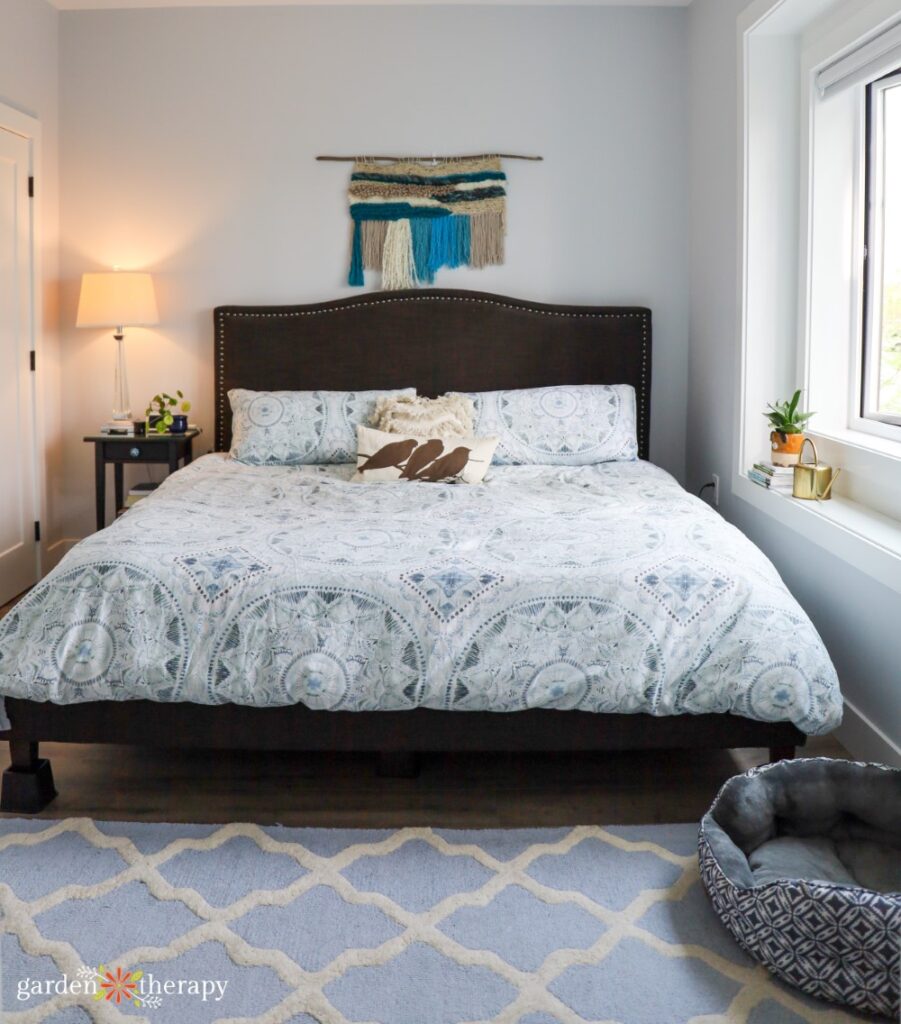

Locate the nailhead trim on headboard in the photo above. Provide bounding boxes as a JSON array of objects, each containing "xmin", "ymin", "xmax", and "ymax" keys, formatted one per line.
[{"xmin": 214, "ymin": 293, "xmax": 651, "ymax": 459}]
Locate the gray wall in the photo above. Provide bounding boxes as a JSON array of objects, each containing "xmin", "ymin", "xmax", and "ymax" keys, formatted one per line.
[
  {"xmin": 0, "ymin": 0, "xmax": 62, "ymax": 547},
  {"xmin": 688, "ymin": 0, "xmax": 901, "ymax": 761},
  {"xmin": 57, "ymin": 4, "xmax": 689, "ymax": 538}
]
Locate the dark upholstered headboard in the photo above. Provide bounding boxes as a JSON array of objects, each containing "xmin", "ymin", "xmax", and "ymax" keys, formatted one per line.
[{"xmin": 214, "ymin": 289, "xmax": 652, "ymax": 459}]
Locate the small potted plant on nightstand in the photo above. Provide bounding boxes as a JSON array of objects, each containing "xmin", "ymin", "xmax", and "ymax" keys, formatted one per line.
[
  {"xmin": 146, "ymin": 390, "xmax": 192, "ymax": 434},
  {"xmin": 764, "ymin": 389, "xmax": 814, "ymax": 466}
]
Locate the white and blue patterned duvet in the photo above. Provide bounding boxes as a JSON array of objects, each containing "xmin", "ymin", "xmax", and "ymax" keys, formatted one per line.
[{"xmin": 0, "ymin": 455, "xmax": 842, "ymax": 734}]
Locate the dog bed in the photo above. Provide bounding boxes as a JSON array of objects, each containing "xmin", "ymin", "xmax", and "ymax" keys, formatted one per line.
[{"xmin": 699, "ymin": 758, "xmax": 900, "ymax": 1019}]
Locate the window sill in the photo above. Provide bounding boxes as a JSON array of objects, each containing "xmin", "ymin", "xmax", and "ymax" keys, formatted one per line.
[{"xmin": 733, "ymin": 473, "xmax": 901, "ymax": 596}]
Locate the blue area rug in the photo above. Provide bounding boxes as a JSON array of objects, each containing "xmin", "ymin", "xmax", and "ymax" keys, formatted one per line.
[{"xmin": 0, "ymin": 819, "xmax": 871, "ymax": 1023}]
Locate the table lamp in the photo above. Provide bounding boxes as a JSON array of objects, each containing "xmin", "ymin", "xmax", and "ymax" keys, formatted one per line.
[{"xmin": 76, "ymin": 271, "xmax": 159, "ymax": 421}]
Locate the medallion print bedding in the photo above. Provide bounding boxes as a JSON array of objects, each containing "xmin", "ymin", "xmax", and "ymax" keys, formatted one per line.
[
  {"xmin": 0, "ymin": 455, "xmax": 842, "ymax": 734},
  {"xmin": 228, "ymin": 387, "xmax": 416, "ymax": 465},
  {"xmin": 469, "ymin": 385, "xmax": 638, "ymax": 465}
]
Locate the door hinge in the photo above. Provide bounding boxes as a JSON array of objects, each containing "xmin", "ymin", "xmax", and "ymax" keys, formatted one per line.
[
  {"xmin": 29, "ymin": 350, "xmax": 35, "ymax": 372},
  {"xmin": 34, "ymin": 521, "xmax": 41, "ymax": 542},
  {"xmin": 28, "ymin": 176, "xmax": 34, "ymax": 198}
]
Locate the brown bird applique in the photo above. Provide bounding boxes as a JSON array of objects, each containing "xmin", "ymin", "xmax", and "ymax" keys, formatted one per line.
[
  {"xmin": 357, "ymin": 438, "xmax": 418, "ymax": 474},
  {"xmin": 400, "ymin": 439, "xmax": 444, "ymax": 480},
  {"xmin": 415, "ymin": 446, "xmax": 471, "ymax": 482}
]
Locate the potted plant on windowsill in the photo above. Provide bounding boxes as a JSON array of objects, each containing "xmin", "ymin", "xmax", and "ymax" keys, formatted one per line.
[{"xmin": 764, "ymin": 389, "xmax": 814, "ymax": 466}]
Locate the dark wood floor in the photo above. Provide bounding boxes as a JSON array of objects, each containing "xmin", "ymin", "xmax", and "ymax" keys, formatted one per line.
[
  {"xmin": 0, "ymin": 738, "xmax": 847, "ymax": 829},
  {"xmin": 0, "ymin": 591, "xmax": 849, "ymax": 827}
]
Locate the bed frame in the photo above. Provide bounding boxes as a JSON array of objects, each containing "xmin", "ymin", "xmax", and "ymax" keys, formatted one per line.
[{"xmin": 1, "ymin": 289, "xmax": 803, "ymax": 813}]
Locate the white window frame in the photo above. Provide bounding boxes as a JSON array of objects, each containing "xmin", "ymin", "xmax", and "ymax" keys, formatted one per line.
[
  {"xmin": 734, "ymin": 0, "xmax": 901, "ymax": 598},
  {"xmin": 795, "ymin": 11, "xmax": 901, "ymax": 539},
  {"xmin": 859, "ymin": 67, "xmax": 901, "ymax": 433},
  {"xmin": 800, "ymin": 8, "xmax": 901, "ymax": 464}
]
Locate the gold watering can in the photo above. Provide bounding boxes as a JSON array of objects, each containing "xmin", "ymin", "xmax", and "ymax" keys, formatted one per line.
[{"xmin": 792, "ymin": 438, "xmax": 840, "ymax": 501}]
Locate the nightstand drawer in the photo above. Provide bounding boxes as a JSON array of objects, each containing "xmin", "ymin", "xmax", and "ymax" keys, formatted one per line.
[{"xmin": 101, "ymin": 442, "xmax": 161, "ymax": 462}]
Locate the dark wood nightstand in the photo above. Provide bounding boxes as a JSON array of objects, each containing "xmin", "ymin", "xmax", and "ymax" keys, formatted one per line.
[{"xmin": 84, "ymin": 428, "xmax": 201, "ymax": 530}]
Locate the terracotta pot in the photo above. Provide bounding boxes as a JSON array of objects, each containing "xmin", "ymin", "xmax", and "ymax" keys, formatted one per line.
[{"xmin": 770, "ymin": 431, "xmax": 805, "ymax": 466}]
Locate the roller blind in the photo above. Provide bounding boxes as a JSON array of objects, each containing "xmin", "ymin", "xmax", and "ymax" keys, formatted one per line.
[{"xmin": 816, "ymin": 19, "xmax": 901, "ymax": 98}]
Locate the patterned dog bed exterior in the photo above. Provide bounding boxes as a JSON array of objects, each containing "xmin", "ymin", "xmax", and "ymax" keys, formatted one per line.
[{"xmin": 699, "ymin": 760, "xmax": 900, "ymax": 1019}]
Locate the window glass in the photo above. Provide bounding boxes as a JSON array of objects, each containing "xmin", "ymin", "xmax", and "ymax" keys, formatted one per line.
[{"xmin": 864, "ymin": 71, "xmax": 901, "ymax": 424}]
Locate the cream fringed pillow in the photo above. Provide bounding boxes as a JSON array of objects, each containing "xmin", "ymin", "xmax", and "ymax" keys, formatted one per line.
[
  {"xmin": 371, "ymin": 393, "xmax": 475, "ymax": 440},
  {"xmin": 352, "ymin": 426, "xmax": 498, "ymax": 484}
]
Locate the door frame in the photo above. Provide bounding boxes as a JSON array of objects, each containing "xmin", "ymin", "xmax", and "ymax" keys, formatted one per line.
[{"xmin": 0, "ymin": 102, "xmax": 44, "ymax": 587}]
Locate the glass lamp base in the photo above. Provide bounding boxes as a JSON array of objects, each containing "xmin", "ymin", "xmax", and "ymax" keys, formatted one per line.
[{"xmin": 112, "ymin": 332, "xmax": 131, "ymax": 421}]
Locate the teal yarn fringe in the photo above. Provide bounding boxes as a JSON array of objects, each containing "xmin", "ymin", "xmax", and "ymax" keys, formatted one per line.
[
  {"xmin": 428, "ymin": 214, "xmax": 471, "ymax": 277},
  {"xmin": 411, "ymin": 219, "xmax": 433, "ymax": 284},
  {"xmin": 428, "ymin": 218, "xmax": 449, "ymax": 278},
  {"xmin": 348, "ymin": 220, "xmax": 364, "ymax": 287},
  {"xmin": 349, "ymin": 205, "xmax": 449, "ymax": 283},
  {"xmin": 453, "ymin": 214, "xmax": 471, "ymax": 268},
  {"xmin": 349, "ymin": 209, "xmax": 472, "ymax": 286}
]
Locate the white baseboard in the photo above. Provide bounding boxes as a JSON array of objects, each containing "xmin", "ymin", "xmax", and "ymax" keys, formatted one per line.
[
  {"xmin": 835, "ymin": 698, "xmax": 901, "ymax": 767},
  {"xmin": 42, "ymin": 538, "xmax": 80, "ymax": 576}
]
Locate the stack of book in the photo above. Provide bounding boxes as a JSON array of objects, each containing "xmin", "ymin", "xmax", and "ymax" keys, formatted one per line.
[
  {"xmin": 120, "ymin": 482, "xmax": 159, "ymax": 513},
  {"xmin": 100, "ymin": 420, "xmax": 138, "ymax": 435},
  {"xmin": 748, "ymin": 462, "xmax": 794, "ymax": 493}
]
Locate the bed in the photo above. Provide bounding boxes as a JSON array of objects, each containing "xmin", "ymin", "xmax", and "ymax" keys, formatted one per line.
[{"xmin": 0, "ymin": 289, "xmax": 840, "ymax": 813}]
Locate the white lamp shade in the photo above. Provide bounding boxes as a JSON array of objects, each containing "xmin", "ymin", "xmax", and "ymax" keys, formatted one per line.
[{"xmin": 76, "ymin": 272, "xmax": 159, "ymax": 328}]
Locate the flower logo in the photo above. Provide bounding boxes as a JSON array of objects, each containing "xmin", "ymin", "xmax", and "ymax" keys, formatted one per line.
[{"xmin": 93, "ymin": 965, "xmax": 143, "ymax": 1007}]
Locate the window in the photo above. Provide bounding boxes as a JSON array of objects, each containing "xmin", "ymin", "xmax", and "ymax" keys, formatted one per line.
[
  {"xmin": 739, "ymin": 6, "xmax": 901, "ymax": 530},
  {"xmin": 862, "ymin": 68, "xmax": 901, "ymax": 428}
]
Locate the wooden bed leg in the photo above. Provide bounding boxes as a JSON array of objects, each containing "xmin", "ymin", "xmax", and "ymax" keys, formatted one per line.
[
  {"xmin": 768, "ymin": 745, "xmax": 795, "ymax": 764},
  {"xmin": 1, "ymin": 740, "xmax": 57, "ymax": 814},
  {"xmin": 376, "ymin": 752, "xmax": 421, "ymax": 778}
]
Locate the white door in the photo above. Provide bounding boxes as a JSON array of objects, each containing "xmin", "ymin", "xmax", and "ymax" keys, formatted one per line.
[{"xmin": 0, "ymin": 125, "xmax": 37, "ymax": 605}]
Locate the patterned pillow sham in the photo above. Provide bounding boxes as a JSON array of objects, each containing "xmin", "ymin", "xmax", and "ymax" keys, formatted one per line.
[
  {"xmin": 228, "ymin": 388, "xmax": 415, "ymax": 465},
  {"xmin": 372, "ymin": 392, "xmax": 475, "ymax": 440},
  {"xmin": 468, "ymin": 384, "xmax": 638, "ymax": 465},
  {"xmin": 352, "ymin": 425, "xmax": 498, "ymax": 484}
]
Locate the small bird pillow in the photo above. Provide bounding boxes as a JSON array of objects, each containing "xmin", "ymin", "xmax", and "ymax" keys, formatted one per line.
[{"xmin": 352, "ymin": 426, "xmax": 498, "ymax": 484}]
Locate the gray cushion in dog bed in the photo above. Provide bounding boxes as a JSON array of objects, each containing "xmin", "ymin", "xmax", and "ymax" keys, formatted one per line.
[
  {"xmin": 750, "ymin": 835, "xmax": 900, "ymax": 892},
  {"xmin": 699, "ymin": 758, "xmax": 900, "ymax": 1019}
]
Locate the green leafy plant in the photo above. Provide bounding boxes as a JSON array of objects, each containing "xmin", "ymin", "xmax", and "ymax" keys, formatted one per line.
[
  {"xmin": 146, "ymin": 390, "xmax": 191, "ymax": 433},
  {"xmin": 764, "ymin": 389, "xmax": 814, "ymax": 441}
]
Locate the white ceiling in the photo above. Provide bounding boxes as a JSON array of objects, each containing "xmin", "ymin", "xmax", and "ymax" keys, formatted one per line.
[{"xmin": 49, "ymin": 0, "xmax": 691, "ymax": 9}]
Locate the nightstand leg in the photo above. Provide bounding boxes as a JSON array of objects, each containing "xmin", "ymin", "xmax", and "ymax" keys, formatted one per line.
[
  {"xmin": 94, "ymin": 444, "xmax": 106, "ymax": 531},
  {"xmin": 168, "ymin": 445, "xmax": 179, "ymax": 474},
  {"xmin": 114, "ymin": 462, "xmax": 124, "ymax": 518}
]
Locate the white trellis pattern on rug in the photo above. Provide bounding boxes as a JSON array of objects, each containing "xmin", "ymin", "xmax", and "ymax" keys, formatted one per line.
[{"xmin": 0, "ymin": 820, "xmax": 868, "ymax": 1024}]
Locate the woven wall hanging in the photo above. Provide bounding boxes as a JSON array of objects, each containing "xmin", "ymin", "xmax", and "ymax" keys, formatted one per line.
[{"xmin": 346, "ymin": 158, "xmax": 507, "ymax": 289}]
